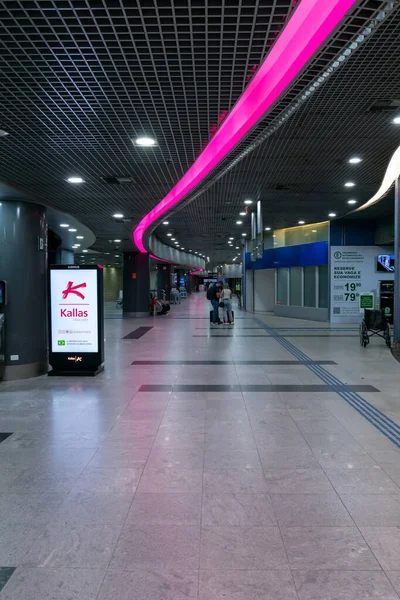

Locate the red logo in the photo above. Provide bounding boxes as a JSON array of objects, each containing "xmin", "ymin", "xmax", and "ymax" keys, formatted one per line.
[{"xmin": 62, "ymin": 281, "xmax": 86, "ymax": 300}]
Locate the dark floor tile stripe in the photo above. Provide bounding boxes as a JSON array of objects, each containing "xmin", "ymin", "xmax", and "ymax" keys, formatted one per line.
[
  {"xmin": 139, "ymin": 384, "xmax": 379, "ymax": 393},
  {"xmin": 0, "ymin": 568, "xmax": 16, "ymax": 592},
  {"xmin": 193, "ymin": 334, "xmax": 269, "ymax": 337},
  {"xmin": 132, "ymin": 360, "xmax": 337, "ymax": 365},
  {"xmin": 123, "ymin": 326, "xmax": 153, "ymax": 339},
  {"xmin": 0, "ymin": 433, "xmax": 13, "ymax": 444},
  {"xmin": 193, "ymin": 334, "xmax": 357, "ymax": 338},
  {"xmin": 196, "ymin": 327, "xmax": 261, "ymax": 330}
]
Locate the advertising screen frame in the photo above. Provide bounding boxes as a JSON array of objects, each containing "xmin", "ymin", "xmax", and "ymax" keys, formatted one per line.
[{"xmin": 48, "ymin": 265, "xmax": 104, "ymax": 376}]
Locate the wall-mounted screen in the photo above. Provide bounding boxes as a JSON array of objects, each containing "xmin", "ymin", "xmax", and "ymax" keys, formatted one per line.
[{"xmin": 377, "ymin": 255, "xmax": 395, "ymax": 273}]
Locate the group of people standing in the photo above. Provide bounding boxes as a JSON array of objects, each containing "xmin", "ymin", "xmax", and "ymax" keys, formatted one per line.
[{"xmin": 208, "ymin": 281, "xmax": 234, "ymax": 327}]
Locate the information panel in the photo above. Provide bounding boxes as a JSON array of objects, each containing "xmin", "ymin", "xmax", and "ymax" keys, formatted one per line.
[
  {"xmin": 48, "ymin": 265, "xmax": 104, "ymax": 376},
  {"xmin": 50, "ymin": 268, "xmax": 98, "ymax": 353},
  {"xmin": 330, "ymin": 246, "xmax": 394, "ymax": 323}
]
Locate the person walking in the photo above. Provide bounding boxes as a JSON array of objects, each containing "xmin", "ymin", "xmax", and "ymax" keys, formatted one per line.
[
  {"xmin": 221, "ymin": 283, "xmax": 234, "ymax": 325},
  {"xmin": 235, "ymin": 281, "xmax": 241, "ymax": 308},
  {"xmin": 207, "ymin": 281, "xmax": 223, "ymax": 327}
]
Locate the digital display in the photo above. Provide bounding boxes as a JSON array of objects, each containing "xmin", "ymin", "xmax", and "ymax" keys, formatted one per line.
[
  {"xmin": 377, "ymin": 255, "xmax": 395, "ymax": 273},
  {"xmin": 50, "ymin": 269, "xmax": 98, "ymax": 353}
]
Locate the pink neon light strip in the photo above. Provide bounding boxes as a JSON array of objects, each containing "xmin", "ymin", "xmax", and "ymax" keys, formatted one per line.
[{"xmin": 134, "ymin": 0, "xmax": 356, "ymax": 253}]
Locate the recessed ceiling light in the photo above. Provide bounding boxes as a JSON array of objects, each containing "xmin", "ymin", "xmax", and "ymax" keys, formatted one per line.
[
  {"xmin": 244, "ymin": 199, "xmax": 253, "ymax": 205},
  {"xmin": 181, "ymin": 247, "xmax": 185, "ymax": 250},
  {"xmin": 229, "ymin": 237, "xmax": 234, "ymax": 240},
  {"xmin": 114, "ymin": 239, "xmax": 121, "ymax": 242},
  {"xmin": 347, "ymin": 199, "xmax": 358, "ymax": 205},
  {"xmin": 239, "ymin": 212, "xmax": 246, "ymax": 216},
  {"xmin": 236, "ymin": 246, "xmax": 239, "ymax": 249},
  {"xmin": 163, "ymin": 221, "xmax": 169, "ymax": 225},
  {"xmin": 67, "ymin": 177, "xmax": 84, "ymax": 184},
  {"xmin": 236, "ymin": 221, "xmax": 243, "ymax": 225},
  {"xmin": 74, "ymin": 244, "xmax": 81, "ymax": 247},
  {"xmin": 298, "ymin": 220, "xmax": 305, "ymax": 225},
  {"xmin": 167, "ymin": 233, "xmax": 172, "ymax": 237},
  {"xmin": 265, "ymin": 227, "xmax": 271, "ymax": 231},
  {"xmin": 83, "ymin": 250, "xmax": 88, "ymax": 253},
  {"xmin": 171, "ymin": 237, "xmax": 176, "ymax": 240},
  {"xmin": 241, "ymin": 233, "xmax": 247, "ymax": 236},
  {"xmin": 349, "ymin": 157, "xmax": 362, "ymax": 164},
  {"xmin": 115, "ymin": 254, "xmax": 120, "ymax": 257},
  {"xmin": 328, "ymin": 212, "xmax": 337, "ymax": 217},
  {"xmin": 105, "ymin": 252, "xmax": 110, "ymax": 255},
  {"xmin": 344, "ymin": 182, "xmax": 355, "ymax": 187},
  {"xmin": 134, "ymin": 136, "xmax": 157, "ymax": 146},
  {"xmin": 60, "ymin": 223, "xmax": 69, "ymax": 228},
  {"xmin": 68, "ymin": 228, "xmax": 77, "ymax": 232},
  {"xmin": 76, "ymin": 235, "xmax": 84, "ymax": 239},
  {"xmin": 113, "ymin": 213, "xmax": 124, "ymax": 219},
  {"xmin": 393, "ymin": 116, "xmax": 400, "ymax": 124}
]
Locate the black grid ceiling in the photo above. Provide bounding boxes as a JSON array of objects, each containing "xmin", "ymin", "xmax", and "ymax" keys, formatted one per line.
[
  {"xmin": 0, "ymin": 0, "xmax": 396, "ymax": 264},
  {"xmin": 0, "ymin": 0, "xmax": 295, "ymax": 247},
  {"xmin": 155, "ymin": 0, "xmax": 400, "ymax": 263}
]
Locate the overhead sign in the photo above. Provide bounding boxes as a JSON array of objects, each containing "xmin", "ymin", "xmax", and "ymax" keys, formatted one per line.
[
  {"xmin": 330, "ymin": 246, "xmax": 394, "ymax": 323},
  {"xmin": 48, "ymin": 265, "xmax": 104, "ymax": 376}
]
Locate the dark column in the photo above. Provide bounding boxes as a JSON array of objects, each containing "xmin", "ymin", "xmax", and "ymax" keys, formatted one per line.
[
  {"xmin": 0, "ymin": 201, "xmax": 48, "ymax": 379},
  {"xmin": 157, "ymin": 263, "xmax": 171, "ymax": 298},
  {"xmin": 123, "ymin": 251, "xmax": 150, "ymax": 317}
]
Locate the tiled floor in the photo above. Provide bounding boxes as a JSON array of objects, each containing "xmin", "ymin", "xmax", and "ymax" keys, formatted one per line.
[{"xmin": 1, "ymin": 294, "xmax": 400, "ymax": 598}]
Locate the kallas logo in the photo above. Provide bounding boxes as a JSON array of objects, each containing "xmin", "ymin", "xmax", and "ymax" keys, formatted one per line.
[
  {"xmin": 61, "ymin": 281, "xmax": 88, "ymax": 318},
  {"xmin": 62, "ymin": 281, "xmax": 86, "ymax": 300},
  {"xmin": 334, "ymin": 251, "xmax": 342, "ymax": 259}
]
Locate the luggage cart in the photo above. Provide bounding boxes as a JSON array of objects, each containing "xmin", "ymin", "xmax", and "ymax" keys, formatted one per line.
[{"xmin": 359, "ymin": 309, "xmax": 391, "ymax": 348}]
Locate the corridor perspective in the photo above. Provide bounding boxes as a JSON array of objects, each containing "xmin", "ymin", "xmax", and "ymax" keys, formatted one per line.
[{"xmin": 1, "ymin": 295, "xmax": 400, "ymax": 599}]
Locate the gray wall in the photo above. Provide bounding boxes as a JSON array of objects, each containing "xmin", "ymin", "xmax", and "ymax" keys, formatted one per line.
[
  {"xmin": 245, "ymin": 270, "xmax": 254, "ymax": 312},
  {"xmin": 254, "ymin": 270, "xmax": 275, "ymax": 313},
  {"xmin": 274, "ymin": 305, "xmax": 329, "ymax": 321}
]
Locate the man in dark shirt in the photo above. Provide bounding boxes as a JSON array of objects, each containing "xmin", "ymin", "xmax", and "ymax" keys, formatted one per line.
[{"xmin": 210, "ymin": 281, "xmax": 223, "ymax": 326}]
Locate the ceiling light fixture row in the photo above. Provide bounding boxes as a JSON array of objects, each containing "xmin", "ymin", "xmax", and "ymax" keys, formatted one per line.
[
  {"xmin": 225, "ymin": 4, "xmax": 395, "ymax": 194},
  {"xmin": 134, "ymin": 0, "xmax": 366, "ymax": 255}
]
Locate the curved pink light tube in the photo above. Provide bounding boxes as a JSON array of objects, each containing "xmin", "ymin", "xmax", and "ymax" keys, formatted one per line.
[{"xmin": 134, "ymin": 0, "xmax": 356, "ymax": 253}]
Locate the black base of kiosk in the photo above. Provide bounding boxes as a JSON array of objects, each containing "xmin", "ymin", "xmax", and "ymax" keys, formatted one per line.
[
  {"xmin": 48, "ymin": 265, "xmax": 104, "ymax": 377},
  {"xmin": 48, "ymin": 365, "xmax": 104, "ymax": 377}
]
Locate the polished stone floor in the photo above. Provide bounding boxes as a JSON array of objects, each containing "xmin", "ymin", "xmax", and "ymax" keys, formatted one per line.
[{"xmin": 1, "ymin": 294, "xmax": 400, "ymax": 598}]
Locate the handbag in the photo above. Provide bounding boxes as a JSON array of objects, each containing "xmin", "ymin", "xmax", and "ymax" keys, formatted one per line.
[{"xmin": 219, "ymin": 301, "xmax": 225, "ymax": 308}]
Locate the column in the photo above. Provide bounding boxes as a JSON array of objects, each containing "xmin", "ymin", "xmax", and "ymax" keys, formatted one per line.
[
  {"xmin": 0, "ymin": 201, "xmax": 48, "ymax": 379},
  {"xmin": 123, "ymin": 251, "xmax": 150, "ymax": 317},
  {"xmin": 156, "ymin": 263, "xmax": 171, "ymax": 298}
]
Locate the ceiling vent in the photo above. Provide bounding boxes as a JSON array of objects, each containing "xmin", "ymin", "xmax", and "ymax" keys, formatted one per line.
[
  {"xmin": 102, "ymin": 176, "xmax": 134, "ymax": 184},
  {"xmin": 369, "ymin": 99, "xmax": 400, "ymax": 113}
]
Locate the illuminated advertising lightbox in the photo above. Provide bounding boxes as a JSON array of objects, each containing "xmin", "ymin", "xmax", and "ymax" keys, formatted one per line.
[
  {"xmin": 50, "ymin": 269, "xmax": 98, "ymax": 352},
  {"xmin": 48, "ymin": 265, "xmax": 104, "ymax": 376}
]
